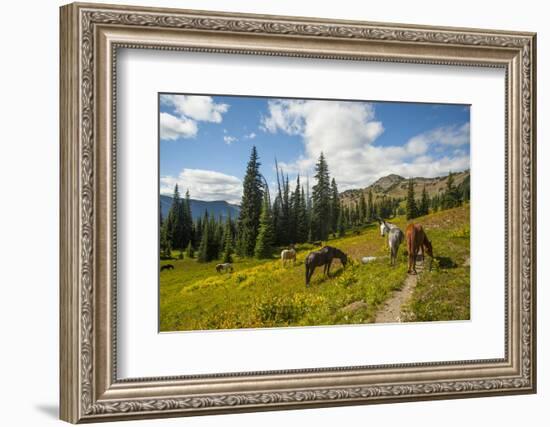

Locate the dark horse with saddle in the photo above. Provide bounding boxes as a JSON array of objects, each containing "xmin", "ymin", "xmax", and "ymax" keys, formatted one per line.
[{"xmin": 305, "ymin": 246, "xmax": 348, "ymax": 286}]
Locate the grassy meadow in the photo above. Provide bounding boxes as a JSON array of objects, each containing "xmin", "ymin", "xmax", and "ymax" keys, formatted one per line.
[{"xmin": 160, "ymin": 205, "xmax": 470, "ymax": 332}]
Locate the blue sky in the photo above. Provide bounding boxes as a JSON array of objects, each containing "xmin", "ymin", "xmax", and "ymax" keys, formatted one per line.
[{"xmin": 159, "ymin": 94, "xmax": 470, "ymax": 204}]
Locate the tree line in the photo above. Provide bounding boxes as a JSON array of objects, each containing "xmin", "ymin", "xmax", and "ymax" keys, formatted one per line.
[
  {"xmin": 160, "ymin": 146, "xmax": 470, "ymax": 262},
  {"xmin": 160, "ymin": 147, "xmax": 345, "ymax": 262},
  {"xmin": 405, "ymin": 171, "xmax": 470, "ymax": 220}
]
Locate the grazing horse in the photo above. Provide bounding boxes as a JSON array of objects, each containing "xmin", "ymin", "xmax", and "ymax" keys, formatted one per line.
[
  {"xmin": 405, "ymin": 223, "xmax": 433, "ymax": 274},
  {"xmin": 379, "ymin": 219, "xmax": 404, "ymax": 266},
  {"xmin": 160, "ymin": 264, "xmax": 174, "ymax": 272},
  {"xmin": 215, "ymin": 263, "xmax": 233, "ymax": 273},
  {"xmin": 305, "ymin": 246, "xmax": 348, "ymax": 287},
  {"xmin": 281, "ymin": 248, "xmax": 297, "ymax": 266},
  {"xmin": 378, "ymin": 218, "xmax": 398, "ymax": 237}
]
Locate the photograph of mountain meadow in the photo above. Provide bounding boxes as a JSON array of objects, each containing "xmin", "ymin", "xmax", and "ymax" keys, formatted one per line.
[{"xmin": 158, "ymin": 93, "xmax": 471, "ymax": 332}]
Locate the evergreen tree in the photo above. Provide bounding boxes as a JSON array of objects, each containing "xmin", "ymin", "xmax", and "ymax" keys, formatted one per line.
[
  {"xmin": 359, "ymin": 192, "xmax": 367, "ymax": 224},
  {"xmin": 330, "ymin": 178, "xmax": 340, "ymax": 233},
  {"xmin": 195, "ymin": 216, "xmax": 203, "ymax": 249},
  {"xmin": 297, "ymin": 186, "xmax": 308, "ymax": 243},
  {"xmin": 165, "ymin": 184, "xmax": 185, "ymax": 249},
  {"xmin": 160, "ymin": 223, "xmax": 171, "ymax": 259},
  {"xmin": 305, "ymin": 174, "xmax": 313, "ymax": 242},
  {"xmin": 367, "ymin": 189, "xmax": 374, "ymax": 222},
  {"xmin": 182, "ymin": 189, "xmax": 194, "ymax": 249},
  {"xmin": 458, "ymin": 174, "xmax": 470, "ymax": 202},
  {"xmin": 337, "ymin": 209, "xmax": 345, "ymax": 237},
  {"xmin": 441, "ymin": 172, "xmax": 462, "ymax": 210},
  {"xmin": 311, "ymin": 153, "xmax": 331, "ymax": 241},
  {"xmin": 406, "ymin": 178, "xmax": 418, "ymax": 220},
  {"xmin": 376, "ymin": 195, "xmax": 393, "ymax": 219},
  {"xmin": 185, "ymin": 241, "xmax": 194, "ymax": 259},
  {"xmin": 236, "ymin": 146, "xmax": 264, "ymax": 257},
  {"xmin": 350, "ymin": 201, "xmax": 358, "ymax": 226},
  {"xmin": 208, "ymin": 214, "xmax": 222, "ymax": 260},
  {"xmin": 290, "ymin": 175, "xmax": 307, "ymax": 244},
  {"xmin": 197, "ymin": 211, "xmax": 210, "ymax": 263},
  {"xmin": 221, "ymin": 216, "xmax": 233, "ymax": 263},
  {"xmin": 280, "ymin": 174, "xmax": 291, "ymax": 244},
  {"xmin": 431, "ymin": 194, "xmax": 440, "ymax": 212},
  {"xmin": 254, "ymin": 192, "xmax": 275, "ymax": 259},
  {"xmin": 342, "ymin": 203, "xmax": 350, "ymax": 229},
  {"xmin": 272, "ymin": 195, "xmax": 281, "ymax": 245},
  {"xmin": 419, "ymin": 185, "xmax": 430, "ymax": 216}
]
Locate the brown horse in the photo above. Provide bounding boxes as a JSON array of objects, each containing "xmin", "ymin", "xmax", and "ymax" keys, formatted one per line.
[{"xmin": 405, "ymin": 224, "xmax": 433, "ymax": 274}]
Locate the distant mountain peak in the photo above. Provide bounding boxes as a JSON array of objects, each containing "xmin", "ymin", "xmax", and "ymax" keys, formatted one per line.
[
  {"xmin": 370, "ymin": 174, "xmax": 405, "ymax": 192},
  {"xmin": 340, "ymin": 170, "xmax": 470, "ymax": 203}
]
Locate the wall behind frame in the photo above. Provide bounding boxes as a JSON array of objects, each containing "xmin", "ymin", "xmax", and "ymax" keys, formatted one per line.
[{"xmin": 0, "ymin": 0, "xmax": 545, "ymax": 426}]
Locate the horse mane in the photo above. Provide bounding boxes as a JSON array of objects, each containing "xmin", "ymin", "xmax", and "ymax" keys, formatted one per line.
[{"xmin": 328, "ymin": 246, "xmax": 346, "ymax": 259}]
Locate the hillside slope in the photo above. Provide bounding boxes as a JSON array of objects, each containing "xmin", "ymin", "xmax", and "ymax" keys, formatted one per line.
[{"xmin": 340, "ymin": 170, "xmax": 470, "ymax": 204}]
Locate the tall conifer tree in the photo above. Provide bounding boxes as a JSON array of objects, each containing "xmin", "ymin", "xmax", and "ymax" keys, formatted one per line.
[
  {"xmin": 197, "ymin": 210, "xmax": 210, "ymax": 262},
  {"xmin": 254, "ymin": 192, "xmax": 274, "ymax": 259},
  {"xmin": 236, "ymin": 146, "xmax": 263, "ymax": 257},
  {"xmin": 330, "ymin": 178, "xmax": 340, "ymax": 233},
  {"xmin": 359, "ymin": 192, "xmax": 367, "ymax": 224},
  {"xmin": 311, "ymin": 152, "xmax": 331, "ymax": 241},
  {"xmin": 297, "ymin": 185, "xmax": 308, "ymax": 243},
  {"xmin": 222, "ymin": 215, "xmax": 234, "ymax": 263},
  {"xmin": 182, "ymin": 189, "xmax": 194, "ymax": 249},
  {"xmin": 406, "ymin": 178, "xmax": 418, "ymax": 220},
  {"xmin": 367, "ymin": 189, "xmax": 375, "ymax": 222},
  {"xmin": 419, "ymin": 186, "xmax": 430, "ymax": 216}
]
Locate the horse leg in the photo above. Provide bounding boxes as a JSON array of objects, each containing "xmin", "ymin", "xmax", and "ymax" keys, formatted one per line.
[
  {"xmin": 310, "ymin": 266, "xmax": 316, "ymax": 285},
  {"xmin": 412, "ymin": 248, "xmax": 419, "ymax": 274},
  {"xmin": 305, "ymin": 265, "xmax": 310, "ymax": 286},
  {"xmin": 326, "ymin": 260, "xmax": 333, "ymax": 276}
]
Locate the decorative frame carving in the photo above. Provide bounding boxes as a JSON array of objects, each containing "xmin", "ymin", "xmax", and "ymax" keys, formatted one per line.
[{"xmin": 60, "ymin": 2, "xmax": 536, "ymax": 423}]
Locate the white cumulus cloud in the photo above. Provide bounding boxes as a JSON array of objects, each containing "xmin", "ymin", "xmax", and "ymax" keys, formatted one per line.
[
  {"xmin": 261, "ymin": 99, "xmax": 469, "ymax": 190},
  {"xmin": 160, "ymin": 168, "xmax": 242, "ymax": 204},
  {"xmin": 162, "ymin": 94, "xmax": 229, "ymax": 123},
  {"xmin": 160, "ymin": 112, "xmax": 197, "ymax": 140},
  {"xmin": 160, "ymin": 94, "xmax": 229, "ymax": 141},
  {"xmin": 223, "ymin": 135, "xmax": 238, "ymax": 145}
]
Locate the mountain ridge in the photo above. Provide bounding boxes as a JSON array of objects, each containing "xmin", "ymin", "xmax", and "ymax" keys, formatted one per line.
[
  {"xmin": 160, "ymin": 170, "xmax": 470, "ymax": 218},
  {"xmin": 160, "ymin": 195, "xmax": 240, "ymax": 221},
  {"xmin": 340, "ymin": 169, "xmax": 470, "ymax": 203}
]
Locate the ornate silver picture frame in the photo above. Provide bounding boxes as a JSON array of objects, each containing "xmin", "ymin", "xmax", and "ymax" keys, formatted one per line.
[{"xmin": 60, "ymin": 2, "xmax": 536, "ymax": 423}]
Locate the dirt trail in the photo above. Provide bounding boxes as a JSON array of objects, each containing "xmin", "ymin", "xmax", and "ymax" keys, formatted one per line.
[{"xmin": 374, "ymin": 261, "xmax": 423, "ymax": 324}]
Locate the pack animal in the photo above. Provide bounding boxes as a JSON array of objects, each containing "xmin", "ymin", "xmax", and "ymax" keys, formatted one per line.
[
  {"xmin": 215, "ymin": 263, "xmax": 233, "ymax": 273},
  {"xmin": 160, "ymin": 264, "xmax": 174, "ymax": 271},
  {"xmin": 304, "ymin": 246, "xmax": 348, "ymax": 287},
  {"xmin": 280, "ymin": 248, "xmax": 297, "ymax": 266},
  {"xmin": 379, "ymin": 219, "xmax": 404, "ymax": 266},
  {"xmin": 405, "ymin": 223, "xmax": 433, "ymax": 274}
]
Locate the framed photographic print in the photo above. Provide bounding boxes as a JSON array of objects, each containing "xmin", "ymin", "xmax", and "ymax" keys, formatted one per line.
[{"xmin": 60, "ymin": 2, "xmax": 537, "ymax": 423}]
